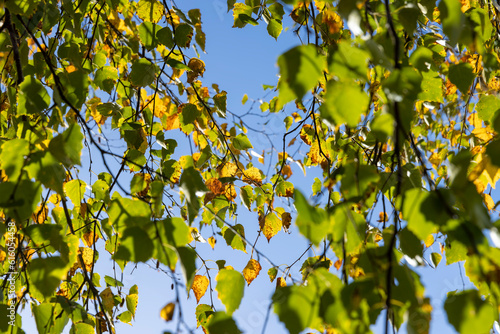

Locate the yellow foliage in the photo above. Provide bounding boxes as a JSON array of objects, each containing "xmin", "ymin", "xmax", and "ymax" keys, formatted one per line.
[
  {"xmin": 243, "ymin": 167, "xmax": 262, "ymax": 185},
  {"xmin": 160, "ymin": 302, "xmax": 176, "ymax": 322},
  {"xmin": 191, "ymin": 275, "xmax": 209, "ymax": 304},
  {"xmin": 243, "ymin": 259, "xmax": 262, "ymax": 286}
]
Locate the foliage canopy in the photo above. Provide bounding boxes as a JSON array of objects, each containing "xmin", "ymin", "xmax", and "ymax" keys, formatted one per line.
[{"xmin": 1, "ymin": 0, "xmax": 500, "ymax": 333}]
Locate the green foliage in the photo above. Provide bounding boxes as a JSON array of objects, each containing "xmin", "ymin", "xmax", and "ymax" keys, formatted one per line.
[{"xmin": 2, "ymin": 0, "xmax": 500, "ymax": 333}]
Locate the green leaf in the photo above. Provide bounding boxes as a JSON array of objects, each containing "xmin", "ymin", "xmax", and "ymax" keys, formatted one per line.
[
  {"xmin": 26, "ymin": 151, "xmax": 66, "ymax": 195},
  {"xmin": 216, "ymin": 269, "xmax": 245, "ymax": 315},
  {"xmin": 340, "ymin": 164, "xmax": 379, "ymax": 200},
  {"xmin": 214, "ymin": 91, "xmax": 227, "ymax": 114},
  {"xmin": 371, "ymin": 112, "xmax": 394, "ymax": 141},
  {"xmin": 402, "ymin": 189, "xmax": 446, "ymax": 240},
  {"xmin": 477, "ymin": 95, "xmax": 500, "ymax": 123},
  {"xmin": 117, "ymin": 311, "xmax": 133, "ymax": 324},
  {"xmin": 138, "ymin": 22, "xmax": 159, "ymax": 50},
  {"xmin": 320, "ymin": 80, "xmax": 368, "ymax": 127},
  {"xmin": 272, "ymin": 285, "xmax": 319, "ymax": 334},
  {"xmin": 166, "ymin": 59, "xmax": 191, "ymax": 71},
  {"xmin": 409, "ymin": 47, "xmax": 434, "ymax": 72},
  {"xmin": 129, "ymin": 58, "xmax": 157, "ymax": 87},
  {"xmin": 439, "ymin": 0, "xmax": 465, "ymax": 45},
  {"xmin": 233, "ymin": 3, "xmax": 257, "ymax": 28},
  {"xmin": 56, "ymin": 69, "xmax": 89, "ymax": 109},
  {"xmin": 178, "ymin": 246, "xmax": 197, "ymax": 290},
  {"xmin": 449, "ymin": 63, "xmax": 475, "ymax": 94},
  {"xmin": 399, "ymin": 227, "xmax": 423, "ymax": 259},
  {"xmin": 108, "ymin": 197, "xmax": 151, "ymax": 234},
  {"xmin": 64, "ymin": 179, "xmax": 86, "ymax": 207},
  {"xmin": 114, "ymin": 226, "xmax": 154, "ymax": 262},
  {"xmin": 221, "ymin": 224, "xmax": 247, "ymax": 253},
  {"xmin": 6, "ymin": 0, "xmax": 41, "ymax": 15},
  {"xmin": 312, "ymin": 177, "xmax": 322, "ymax": 196},
  {"xmin": 240, "ymin": 185, "xmax": 253, "ymax": 210},
  {"xmin": 267, "ymin": 19, "xmax": 282, "ymax": 40},
  {"xmin": 276, "ymin": 45, "xmax": 323, "ymax": 110},
  {"xmin": 94, "ymin": 66, "xmax": 119, "ymax": 93},
  {"xmin": 0, "ymin": 138, "xmax": 29, "ymax": 180},
  {"xmin": 196, "ymin": 304, "xmax": 214, "ymax": 329},
  {"xmin": 159, "ymin": 217, "xmax": 191, "ymax": 247},
  {"xmin": 49, "ymin": 123, "xmax": 84, "ymax": 167},
  {"xmin": 231, "ymin": 133, "xmax": 253, "ymax": 150},
  {"xmin": 418, "ymin": 71, "xmax": 444, "ymax": 103},
  {"xmin": 206, "ymin": 312, "xmax": 242, "ymax": 334},
  {"xmin": 156, "ymin": 27, "xmax": 174, "ymax": 48},
  {"xmin": 331, "ymin": 203, "xmax": 364, "ymax": 253},
  {"xmin": 444, "ymin": 290, "xmax": 495, "ymax": 334},
  {"xmin": 268, "ymin": 267, "xmax": 278, "ymax": 282},
  {"xmin": 328, "ymin": 41, "xmax": 369, "ymax": 81},
  {"xmin": 0, "ymin": 180, "xmax": 42, "ymax": 222},
  {"xmin": 179, "ymin": 167, "xmax": 207, "ymax": 223},
  {"xmin": 276, "ymin": 181, "xmax": 294, "ymax": 197},
  {"xmin": 29, "ymin": 257, "xmax": 69, "ymax": 298},
  {"xmin": 294, "ymin": 191, "xmax": 331, "ymax": 246},
  {"xmin": 18, "ymin": 76, "xmax": 50, "ymax": 114},
  {"xmin": 104, "ymin": 275, "xmax": 124, "ymax": 287},
  {"xmin": 398, "ymin": 7, "xmax": 420, "ymax": 34},
  {"xmin": 175, "ymin": 24, "xmax": 194, "ymax": 48},
  {"xmin": 431, "ymin": 252, "xmax": 442, "ymax": 267},
  {"xmin": 130, "ymin": 173, "xmax": 149, "ymax": 194},
  {"xmin": 125, "ymin": 149, "xmax": 147, "ymax": 172}
]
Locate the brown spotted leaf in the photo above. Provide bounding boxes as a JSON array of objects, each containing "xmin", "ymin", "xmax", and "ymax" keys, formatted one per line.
[
  {"xmin": 242, "ymin": 259, "xmax": 262, "ymax": 285},
  {"xmin": 192, "ymin": 275, "xmax": 209, "ymax": 304}
]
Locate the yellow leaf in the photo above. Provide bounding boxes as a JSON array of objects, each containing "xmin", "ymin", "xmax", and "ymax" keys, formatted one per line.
[
  {"xmin": 334, "ymin": 259, "xmax": 342, "ymax": 270},
  {"xmin": 243, "ymin": 259, "xmax": 262, "ymax": 285},
  {"xmin": 424, "ymin": 234, "xmax": 435, "ymax": 248},
  {"xmin": 243, "ymin": 167, "xmax": 262, "ymax": 185},
  {"xmin": 164, "ymin": 113, "xmax": 180, "ymax": 131},
  {"xmin": 0, "ymin": 250, "xmax": 6, "ymax": 262},
  {"xmin": 80, "ymin": 247, "xmax": 94, "ymax": 272},
  {"xmin": 276, "ymin": 277, "xmax": 286, "ymax": 289},
  {"xmin": 321, "ymin": 9, "xmax": 343, "ymax": 34},
  {"xmin": 208, "ymin": 236, "xmax": 216, "ymax": 249},
  {"xmin": 137, "ymin": 0, "xmax": 164, "ymax": 23},
  {"xmin": 218, "ymin": 162, "xmax": 237, "ymax": 178},
  {"xmin": 192, "ymin": 275, "xmax": 209, "ymax": 304},
  {"xmin": 160, "ymin": 302, "xmax": 175, "ymax": 322},
  {"xmin": 260, "ymin": 212, "xmax": 282, "ymax": 242},
  {"xmin": 100, "ymin": 287, "xmax": 114, "ymax": 313},
  {"xmin": 485, "ymin": 194, "xmax": 495, "ymax": 211},
  {"xmin": 224, "ymin": 184, "xmax": 237, "ymax": 202},
  {"xmin": 82, "ymin": 231, "xmax": 98, "ymax": 247},
  {"xmin": 31, "ymin": 205, "xmax": 48, "ymax": 224}
]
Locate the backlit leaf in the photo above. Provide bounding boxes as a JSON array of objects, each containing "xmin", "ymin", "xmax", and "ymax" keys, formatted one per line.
[
  {"xmin": 216, "ymin": 269, "xmax": 244, "ymax": 315},
  {"xmin": 192, "ymin": 275, "xmax": 209, "ymax": 304},
  {"xmin": 242, "ymin": 259, "xmax": 262, "ymax": 285}
]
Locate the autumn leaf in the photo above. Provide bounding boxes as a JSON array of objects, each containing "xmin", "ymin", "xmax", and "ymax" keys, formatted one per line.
[
  {"xmin": 276, "ymin": 277, "xmax": 286, "ymax": 289},
  {"xmin": 243, "ymin": 167, "xmax": 262, "ymax": 185},
  {"xmin": 208, "ymin": 236, "xmax": 216, "ymax": 249},
  {"xmin": 192, "ymin": 275, "xmax": 209, "ymax": 304},
  {"xmin": 218, "ymin": 162, "xmax": 237, "ymax": 178},
  {"xmin": 243, "ymin": 259, "xmax": 262, "ymax": 285},
  {"xmin": 260, "ymin": 212, "xmax": 282, "ymax": 242},
  {"xmin": 160, "ymin": 302, "xmax": 175, "ymax": 321}
]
